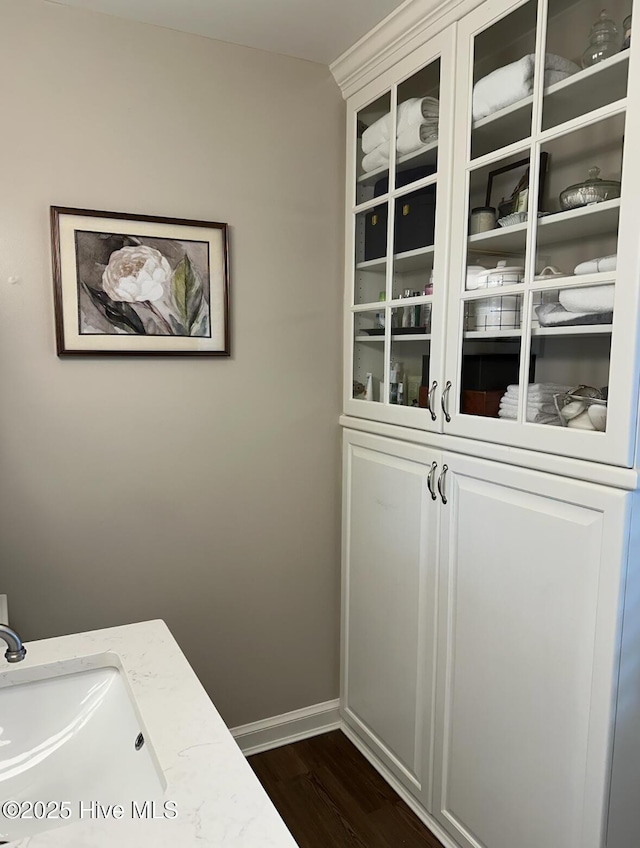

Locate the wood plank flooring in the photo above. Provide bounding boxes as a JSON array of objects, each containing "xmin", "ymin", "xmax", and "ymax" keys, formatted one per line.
[{"xmin": 248, "ymin": 730, "xmax": 445, "ymax": 848}]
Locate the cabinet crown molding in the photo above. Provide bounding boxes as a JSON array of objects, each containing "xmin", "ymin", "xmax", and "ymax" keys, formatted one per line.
[{"xmin": 330, "ymin": 0, "xmax": 470, "ymax": 100}]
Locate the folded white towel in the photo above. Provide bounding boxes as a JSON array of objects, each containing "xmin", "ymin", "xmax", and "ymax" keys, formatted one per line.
[
  {"xmin": 536, "ymin": 302, "xmax": 613, "ymax": 327},
  {"xmin": 396, "ymin": 123, "xmax": 439, "ymax": 155},
  {"xmin": 545, "ymin": 53, "xmax": 582, "ymax": 74},
  {"xmin": 362, "ymin": 97, "xmax": 440, "ymax": 154},
  {"xmin": 500, "ymin": 400, "xmax": 558, "ymax": 416},
  {"xmin": 361, "ymin": 144, "xmax": 389, "ymax": 173},
  {"xmin": 559, "ymin": 284, "xmax": 615, "ymax": 314},
  {"xmin": 498, "ymin": 407, "xmax": 561, "ymax": 424},
  {"xmin": 472, "ymin": 53, "xmax": 579, "ymax": 120},
  {"xmin": 473, "ymin": 55, "xmax": 534, "ymax": 121},
  {"xmin": 544, "ymin": 69, "xmax": 573, "ymax": 87},
  {"xmin": 574, "ymin": 255, "xmax": 617, "ymax": 275},
  {"xmin": 501, "ymin": 393, "xmax": 556, "ymax": 405},
  {"xmin": 506, "ymin": 383, "xmax": 572, "ymax": 397}
]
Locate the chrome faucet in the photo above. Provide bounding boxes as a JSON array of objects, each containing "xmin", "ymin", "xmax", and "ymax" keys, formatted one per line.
[{"xmin": 0, "ymin": 624, "xmax": 26, "ymax": 663}]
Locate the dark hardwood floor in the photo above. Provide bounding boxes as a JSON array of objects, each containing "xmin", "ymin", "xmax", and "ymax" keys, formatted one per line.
[{"xmin": 248, "ymin": 730, "xmax": 444, "ymax": 848}]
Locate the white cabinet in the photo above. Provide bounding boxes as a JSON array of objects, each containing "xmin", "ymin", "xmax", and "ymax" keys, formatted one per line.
[
  {"xmin": 341, "ymin": 429, "xmax": 637, "ymax": 848},
  {"xmin": 342, "ymin": 0, "xmax": 640, "ymax": 467},
  {"xmin": 442, "ymin": 0, "xmax": 640, "ymax": 467},
  {"xmin": 433, "ymin": 454, "xmax": 630, "ymax": 848},
  {"xmin": 341, "ymin": 431, "xmax": 440, "ymax": 806},
  {"xmin": 337, "ymin": 0, "xmax": 640, "ymax": 844},
  {"xmin": 346, "ymin": 27, "xmax": 456, "ymax": 432}
]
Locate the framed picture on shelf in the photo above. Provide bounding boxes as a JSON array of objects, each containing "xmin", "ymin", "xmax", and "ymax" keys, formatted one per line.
[
  {"xmin": 485, "ymin": 152, "xmax": 549, "ymax": 219},
  {"xmin": 50, "ymin": 207, "xmax": 230, "ymax": 356}
]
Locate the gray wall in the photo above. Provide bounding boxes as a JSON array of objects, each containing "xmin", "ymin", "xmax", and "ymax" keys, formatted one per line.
[{"xmin": 0, "ymin": 0, "xmax": 344, "ymax": 727}]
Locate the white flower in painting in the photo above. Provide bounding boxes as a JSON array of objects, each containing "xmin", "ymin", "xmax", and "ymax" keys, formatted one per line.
[{"xmin": 102, "ymin": 245, "xmax": 171, "ymax": 303}]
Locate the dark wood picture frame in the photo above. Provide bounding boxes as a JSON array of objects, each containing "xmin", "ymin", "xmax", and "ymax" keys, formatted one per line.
[
  {"xmin": 50, "ymin": 206, "xmax": 230, "ymax": 356},
  {"xmin": 485, "ymin": 152, "xmax": 549, "ymax": 218}
]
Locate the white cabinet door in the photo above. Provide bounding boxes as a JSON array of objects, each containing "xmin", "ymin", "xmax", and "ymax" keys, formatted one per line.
[
  {"xmin": 441, "ymin": 0, "xmax": 640, "ymax": 467},
  {"xmin": 341, "ymin": 430, "xmax": 441, "ymax": 806},
  {"xmin": 345, "ymin": 25, "xmax": 456, "ymax": 432},
  {"xmin": 434, "ymin": 454, "xmax": 631, "ymax": 848}
]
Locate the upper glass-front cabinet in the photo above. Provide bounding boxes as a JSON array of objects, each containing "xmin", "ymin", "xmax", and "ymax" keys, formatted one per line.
[
  {"xmin": 344, "ymin": 0, "xmax": 640, "ymax": 465},
  {"xmin": 443, "ymin": 0, "xmax": 639, "ymax": 466},
  {"xmin": 348, "ymin": 29, "xmax": 455, "ymax": 429}
]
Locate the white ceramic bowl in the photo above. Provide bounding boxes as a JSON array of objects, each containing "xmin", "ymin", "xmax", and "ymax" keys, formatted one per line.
[
  {"xmin": 498, "ymin": 212, "xmax": 528, "ymax": 227},
  {"xmin": 477, "ymin": 260, "xmax": 525, "ymax": 288}
]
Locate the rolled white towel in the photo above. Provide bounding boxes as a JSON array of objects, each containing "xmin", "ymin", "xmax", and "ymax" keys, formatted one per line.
[
  {"xmin": 397, "ymin": 97, "xmax": 439, "ymax": 134},
  {"xmin": 559, "ymin": 284, "xmax": 615, "ymax": 314},
  {"xmin": 574, "ymin": 255, "xmax": 617, "ymax": 275},
  {"xmin": 362, "ymin": 97, "xmax": 440, "ymax": 154},
  {"xmin": 396, "ymin": 123, "xmax": 439, "ymax": 155},
  {"xmin": 361, "ymin": 144, "xmax": 389, "ymax": 173},
  {"xmin": 473, "ymin": 54, "xmax": 578, "ymax": 120},
  {"xmin": 362, "ymin": 114, "xmax": 392, "ymax": 155}
]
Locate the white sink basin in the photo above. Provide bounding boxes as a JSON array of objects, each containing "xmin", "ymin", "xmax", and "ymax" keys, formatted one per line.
[{"xmin": 0, "ymin": 665, "xmax": 164, "ymax": 842}]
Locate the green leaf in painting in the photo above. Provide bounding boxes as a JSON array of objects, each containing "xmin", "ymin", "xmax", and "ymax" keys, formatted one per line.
[
  {"xmin": 172, "ymin": 255, "xmax": 204, "ymax": 334},
  {"xmin": 82, "ymin": 283, "xmax": 146, "ymax": 335}
]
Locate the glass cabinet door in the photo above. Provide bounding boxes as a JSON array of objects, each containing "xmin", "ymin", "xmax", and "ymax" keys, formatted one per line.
[
  {"xmin": 445, "ymin": 0, "xmax": 637, "ymax": 464},
  {"xmin": 347, "ymin": 29, "xmax": 455, "ymax": 428}
]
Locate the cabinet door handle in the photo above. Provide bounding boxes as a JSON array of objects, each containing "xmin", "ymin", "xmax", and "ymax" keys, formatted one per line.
[
  {"xmin": 427, "ymin": 462, "xmax": 438, "ymax": 501},
  {"xmin": 441, "ymin": 381, "xmax": 452, "ymax": 423},
  {"xmin": 427, "ymin": 381, "xmax": 438, "ymax": 422},
  {"xmin": 437, "ymin": 464, "xmax": 448, "ymax": 505}
]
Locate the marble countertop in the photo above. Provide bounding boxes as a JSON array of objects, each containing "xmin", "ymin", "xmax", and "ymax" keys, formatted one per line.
[{"xmin": 1, "ymin": 619, "xmax": 299, "ymax": 847}]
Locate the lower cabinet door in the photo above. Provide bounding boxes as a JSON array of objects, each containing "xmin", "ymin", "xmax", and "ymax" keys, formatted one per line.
[
  {"xmin": 434, "ymin": 453, "xmax": 631, "ymax": 848},
  {"xmin": 342, "ymin": 430, "xmax": 440, "ymax": 806}
]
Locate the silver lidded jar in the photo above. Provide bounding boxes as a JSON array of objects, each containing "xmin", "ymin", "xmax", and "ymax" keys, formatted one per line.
[
  {"xmin": 559, "ymin": 166, "xmax": 621, "ymax": 210},
  {"xmin": 582, "ymin": 9, "xmax": 621, "ymax": 67}
]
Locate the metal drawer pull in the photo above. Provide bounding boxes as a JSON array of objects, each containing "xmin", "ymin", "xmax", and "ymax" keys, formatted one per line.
[
  {"xmin": 437, "ymin": 464, "xmax": 448, "ymax": 505},
  {"xmin": 441, "ymin": 381, "xmax": 452, "ymax": 423},
  {"xmin": 427, "ymin": 462, "xmax": 438, "ymax": 501},
  {"xmin": 428, "ymin": 380, "xmax": 438, "ymax": 422}
]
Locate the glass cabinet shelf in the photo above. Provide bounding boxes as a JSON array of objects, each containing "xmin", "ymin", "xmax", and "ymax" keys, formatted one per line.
[
  {"xmin": 463, "ymin": 324, "xmax": 613, "ymax": 340},
  {"xmin": 355, "ymin": 333, "xmax": 433, "ymax": 342},
  {"xmin": 356, "ymin": 244, "xmax": 435, "ymax": 272},
  {"xmin": 468, "ymin": 198, "xmax": 621, "ymax": 255},
  {"xmin": 357, "ymin": 140, "xmax": 439, "ymax": 184}
]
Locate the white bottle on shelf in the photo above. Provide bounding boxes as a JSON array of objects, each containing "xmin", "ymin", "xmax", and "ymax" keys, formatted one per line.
[{"xmin": 364, "ymin": 372, "xmax": 373, "ymax": 401}]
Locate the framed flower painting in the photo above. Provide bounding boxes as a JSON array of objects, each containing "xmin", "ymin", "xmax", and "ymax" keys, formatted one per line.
[{"xmin": 50, "ymin": 207, "xmax": 230, "ymax": 355}]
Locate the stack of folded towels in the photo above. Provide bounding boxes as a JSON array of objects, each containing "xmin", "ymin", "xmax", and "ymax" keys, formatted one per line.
[
  {"xmin": 536, "ymin": 255, "xmax": 616, "ymax": 327},
  {"xmin": 361, "ymin": 97, "xmax": 439, "ymax": 173},
  {"xmin": 473, "ymin": 53, "xmax": 580, "ymax": 121},
  {"xmin": 498, "ymin": 383, "xmax": 572, "ymax": 425}
]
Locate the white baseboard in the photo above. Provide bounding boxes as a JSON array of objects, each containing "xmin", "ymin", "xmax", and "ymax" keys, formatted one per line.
[
  {"xmin": 231, "ymin": 698, "xmax": 341, "ymax": 756},
  {"xmin": 341, "ymin": 723, "xmax": 460, "ymax": 848},
  {"xmin": 232, "ymin": 703, "xmax": 456, "ymax": 848}
]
